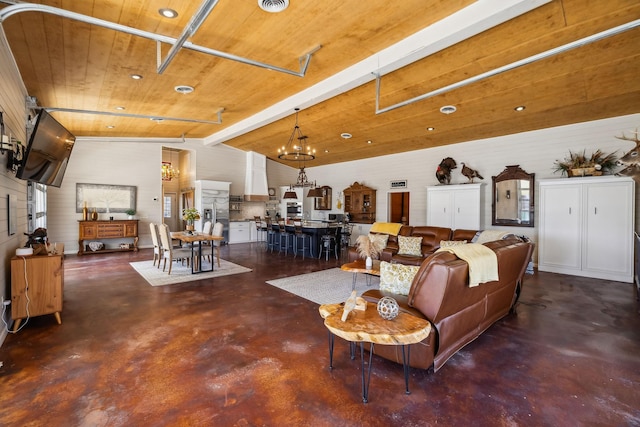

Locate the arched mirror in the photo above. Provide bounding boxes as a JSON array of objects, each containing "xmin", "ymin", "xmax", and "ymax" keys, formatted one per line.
[{"xmin": 492, "ymin": 165, "xmax": 535, "ymax": 227}]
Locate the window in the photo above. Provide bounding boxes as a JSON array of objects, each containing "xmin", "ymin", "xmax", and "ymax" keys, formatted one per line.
[
  {"xmin": 163, "ymin": 196, "xmax": 172, "ymax": 218},
  {"xmin": 28, "ymin": 182, "xmax": 47, "ymax": 232}
]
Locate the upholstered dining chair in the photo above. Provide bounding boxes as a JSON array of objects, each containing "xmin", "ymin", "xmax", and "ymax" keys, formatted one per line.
[
  {"xmin": 149, "ymin": 222, "xmax": 162, "ymax": 268},
  {"xmin": 211, "ymin": 222, "xmax": 224, "ymax": 268},
  {"xmin": 158, "ymin": 223, "xmax": 192, "ymax": 275}
]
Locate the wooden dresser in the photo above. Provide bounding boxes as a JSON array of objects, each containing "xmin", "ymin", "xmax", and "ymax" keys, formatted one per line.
[{"xmin": 78, "ymin": 220, "xmax": 139, "ymax": 255}]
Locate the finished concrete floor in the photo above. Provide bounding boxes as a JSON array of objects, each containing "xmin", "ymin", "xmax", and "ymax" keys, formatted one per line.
[{"xmin": 1, "ymin": 242, "xmax": 639, "ymax": 426}]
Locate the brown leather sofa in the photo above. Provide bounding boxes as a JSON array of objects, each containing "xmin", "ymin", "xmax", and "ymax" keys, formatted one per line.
[
  {"xmin": 348, "ymin": 225, "xmax": 478, "ymax": 265},
  {"xmin": 361, "ymin": 236, "xmax": 534, "ymax": 372}
]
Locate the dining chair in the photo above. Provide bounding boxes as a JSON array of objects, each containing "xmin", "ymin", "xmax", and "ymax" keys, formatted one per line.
[
  {"xmin": 158, "ymin": 223, "xmax": 192, "ymax": 275},
  {"xmin": 211, "ymin": 222, "xmax": 224, "ymax": 268},
  {"xmin": 149, "ymin": 222, "xmax": 162, "ymax": 268}
]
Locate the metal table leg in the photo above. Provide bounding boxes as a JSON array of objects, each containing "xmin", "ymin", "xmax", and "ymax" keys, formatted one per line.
[
  {"xmin": 361, "ymin": 342, "xmax": 374, "ymax": 403},
  {"xmin": 401, "ymin": 344, "xmax": 412, "ymax": 395}
]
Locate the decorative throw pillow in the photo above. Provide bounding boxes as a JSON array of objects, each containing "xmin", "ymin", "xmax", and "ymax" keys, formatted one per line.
[
  {"xmin": 440, "ymin": 240, "xmax": 467, "ymax": 248},
  {"xmin": 379, "ymin": 261, "xmax": 420, "ymax": 296},
  {"xmin": 397, "ymin": 235, "xmax": 423, "ymax": 256},
  {"xmin": 368, "ymin": 233, "xmax": 389, "ymax": 248}
]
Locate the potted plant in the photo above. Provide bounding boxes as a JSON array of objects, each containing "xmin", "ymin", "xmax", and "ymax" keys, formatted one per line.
[
  {"xmin": 125, "ymin": 209, "xmax": 136, "ymax": 219},
  {"xmin": 355, "ymin": 234, "xmax": 386, "ymax": 268},
  {"xmin": 553, "ymin": 149, "xmax": 617, "ymax": 177},
  {"xmin": 182, "ymin": 208, "xmax": 201, "ymax": 232}
]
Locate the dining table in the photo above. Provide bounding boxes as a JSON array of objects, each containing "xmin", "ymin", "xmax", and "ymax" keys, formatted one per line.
[{"xmin": 171, "ymin": 231, "xmax": 224, "ymax": 274}]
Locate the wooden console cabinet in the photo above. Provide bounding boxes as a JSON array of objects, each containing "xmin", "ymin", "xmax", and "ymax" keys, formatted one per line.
[
  {"xmin": 78, "ymin": 220, "xmax": 139, "ymax": 255},
  {"xmin": 343, "ymin": 182, "xmax": 376, "ymax": 224},
  {"xmin": 11, "ymin": 254, "xmax": 64, "ymax": 331}
]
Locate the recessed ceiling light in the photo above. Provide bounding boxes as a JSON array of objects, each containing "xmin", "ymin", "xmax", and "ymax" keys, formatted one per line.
[
  {"xmin": 340, "ymin": 133, "xmax": 352, "ymax": 139},
  {"xmin": 115, "ymin": 106, "xmax": 125, "ymax": 110},
  {"xmin": 258, "ymin": 0, "xmax": 289, "ymax": 13},
  {"xmin": 130, "ymin": 74, "xmax": 143, "ymax": 80},
  {"xmin": 106, "ymin": 125, "xmax": 115, "ymax": 129},
  {"xmin": 150, "ymin": 118, "xmax": 164, "ymax": 123},
  {"xmin": 158, "ymin": 8, "xmax": 178, "ymax": 18},
  {"xmin": 426, "ymin": 127, "xmax": 435, "ymax": 131},
  {"xmin": 514, "ymin": 105, "xmax": 526, "ymax": 111},
  {"xmin": 324, "ymin": 149, "xmax": 329, "ymax": 153},
  {"xmin": 367, "ymin": 140, "xmax": 372, "ymax": 144},
  {"xmin": 174, "ymin": 85, "xmax": 194, "ymax": 94},
  {"xmin": 440, "ymin": 105, "xmax": 457, "ymax": 115}
]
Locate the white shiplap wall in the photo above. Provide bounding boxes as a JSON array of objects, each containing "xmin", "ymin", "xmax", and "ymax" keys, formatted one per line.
[
  {"xmin": 0, "ymin": 32, "xmax": 30, "ymax": 343},
  {"xmin": 305, "ymin": 113, "xmax": 640, "ymax": 253}
]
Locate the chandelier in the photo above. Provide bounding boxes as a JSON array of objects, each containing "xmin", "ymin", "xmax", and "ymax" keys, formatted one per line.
[
  {"xmin": 279, "ymin": 109, "xmax": 322, "ymax": 199},
  {"xmin": 162, "ymin": 149, "xmax": 180, "ymax": 181},
  {"xmin": 278, "ymin": 108, "xmax": 316, "ymax": 162}
]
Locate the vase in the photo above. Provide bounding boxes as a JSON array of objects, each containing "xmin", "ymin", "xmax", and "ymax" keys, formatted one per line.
[
  {"xmin": 186, "ymin": 224, "xmax": 195, "ymax": 232},
  {"xmin": 91, "ymin": 209, "xmax": 98, "ymax": 221},
  {"xmin": 365, "ymin": 256, "xmax": 373, "ymax": 269}
]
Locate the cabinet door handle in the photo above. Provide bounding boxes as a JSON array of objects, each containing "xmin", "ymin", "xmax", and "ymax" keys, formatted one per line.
[
  {"xmin": 569, "ymin": 207, "xmax": 571, "ymax": 215},
  {"xmin": 457, "ymin": 207, "xmax": 460, "ymax": 213},
  {"xmin": 594, "ymin": 207, "xmax": 597, "ymax": 215}
]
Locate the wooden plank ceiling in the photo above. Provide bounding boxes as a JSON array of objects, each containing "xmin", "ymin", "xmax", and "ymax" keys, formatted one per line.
[{"xmin": 1, "ymin": 0, "xmax": 639, "ymax": 167}]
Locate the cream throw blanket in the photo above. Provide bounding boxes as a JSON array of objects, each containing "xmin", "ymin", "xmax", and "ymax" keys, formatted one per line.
[
  {"xmin": 436, "ymin": 243, "xmax": 499, "ymax": 287},
  {"xmin": 369, "ymin": 222, "xmax": 403, "ymax": 236}
]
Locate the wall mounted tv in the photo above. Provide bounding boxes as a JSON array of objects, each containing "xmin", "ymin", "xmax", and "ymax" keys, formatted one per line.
[{"xmin": 16, "ymin": 109, "xmax": 76, "ymax": 188}]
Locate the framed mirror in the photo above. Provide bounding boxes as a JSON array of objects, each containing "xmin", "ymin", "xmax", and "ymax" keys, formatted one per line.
[
  {"xmin": 314, "ymin": 186, "xmax": 332, "ymax": 210},
  {"xmin": 492, "ymin": 165, "xmax": 534, "ymax": 227}
]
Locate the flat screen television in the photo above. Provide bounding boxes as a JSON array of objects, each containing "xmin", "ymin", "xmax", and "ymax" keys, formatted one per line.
[{"xmin": 16, "ymin": 110, "xmax": 76, "ymax": 188}]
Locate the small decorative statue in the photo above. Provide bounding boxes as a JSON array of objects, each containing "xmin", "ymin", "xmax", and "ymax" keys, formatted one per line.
[
  {"xmin": 460, "ymin": 162, "xmax": 484, "ymax": 183},
  {"xmin": 436, "ymin": 157, "xmax": 457, "ymax": 185}
]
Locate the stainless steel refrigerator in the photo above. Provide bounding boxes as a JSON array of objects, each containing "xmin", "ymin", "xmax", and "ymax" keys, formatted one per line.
[{"xmin": 195, "ymin": 180, "xmax": 231, "ymax": 244}]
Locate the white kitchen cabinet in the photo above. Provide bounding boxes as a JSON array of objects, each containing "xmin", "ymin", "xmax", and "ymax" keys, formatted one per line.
[
  {"xmin": 229, "ymin": 221, "xmax": 251, "ymax": 244},
  {"xmin": 538, "ymin": 176, "xmax": 635, "ymax": 283},
  {"xmin": 426, "ymin": 183, "xmax": 483, "ymax": 230}
]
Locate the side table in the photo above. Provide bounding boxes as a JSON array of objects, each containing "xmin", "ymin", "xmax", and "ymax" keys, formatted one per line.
[
  {"xmin": 340, "ymin": 259, "xmax": 381, "ymax": 290},
  {"xmin": 319, "ymin": 302, "xmax": 431, "ymax": 403}
]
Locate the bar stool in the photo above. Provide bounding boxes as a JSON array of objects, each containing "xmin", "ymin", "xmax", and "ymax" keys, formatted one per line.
[
  {"xmin": 278, "ymin": 220, "xmax": 293, "ymax": 255},
  {"xmin": 292, "ymin": 222, "xmax": 312, "ymax": 259},
  {"xmin": 265, "ymin": 217, "xmax": 278, "ymax": 252},
  {"xmin": 318, "ymin": 226, "xmax": 341, "ymax": 260},
  {"xmin": 254, "ymin": 216, "xmax": 268, "ymax": 247}
]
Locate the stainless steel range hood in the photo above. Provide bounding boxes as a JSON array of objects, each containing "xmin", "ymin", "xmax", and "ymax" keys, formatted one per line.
[{"xmin": 244, "ymin": 151, "xmax": 269, "ymax": 202}]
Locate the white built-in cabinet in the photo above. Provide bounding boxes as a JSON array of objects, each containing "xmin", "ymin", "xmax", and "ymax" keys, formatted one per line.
[
  {"xmin": 538, "ymin": 176, "xmax": 635, "ymax": 283},
  {"xmin": 426, "ymin": 183, "xmax": 483, "ymax": 230}
]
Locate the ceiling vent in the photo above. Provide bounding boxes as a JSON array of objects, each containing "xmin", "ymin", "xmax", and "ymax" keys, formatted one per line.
[
  {"xmin": 175, "ymin": 85, "xmax": 194, "ymax": 94},
  {"xmin": 440, "ymin": 105, "xmax": 457, "ymax": 115},
  {"xmin": 258, "ymin": 0, "xmax": 289, "ymax": 13}
]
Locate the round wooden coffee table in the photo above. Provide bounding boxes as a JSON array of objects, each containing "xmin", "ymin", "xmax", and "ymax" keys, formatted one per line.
[
  {"xmin": 319, "ymin": 302, "xmax": 431, "ymax": 403},
  {"xmin": 341, "ymin": 259, "xmax": 381, "ymax": 290}
]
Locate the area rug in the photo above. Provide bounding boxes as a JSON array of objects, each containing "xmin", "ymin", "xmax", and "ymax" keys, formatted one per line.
[
  {"xmin": 130, "ymin": 259, "xmax": 252, "ymax": 286},
  {"xmin": 265, "ymin": 268, "xmax": 380, "ymax": 305}
]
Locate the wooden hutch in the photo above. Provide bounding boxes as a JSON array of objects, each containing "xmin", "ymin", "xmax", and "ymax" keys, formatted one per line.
[{"xmin": 343, "ymin": 182, "xmax": 376, "ymax": 224}]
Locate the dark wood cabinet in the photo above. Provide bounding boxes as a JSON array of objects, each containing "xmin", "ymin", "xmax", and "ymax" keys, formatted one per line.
[
  {"xmin": 78, "ymin": 220, "xmax": 139, "ymax": 255},
  {"xmin": 343, "ymin": 182, "xmax": 376, "ymax": 224}
]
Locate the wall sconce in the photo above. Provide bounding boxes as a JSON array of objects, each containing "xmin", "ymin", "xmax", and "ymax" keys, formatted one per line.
[{"xmin": 506, "ymin": 190, "xmax": 511, "ymax": 199}]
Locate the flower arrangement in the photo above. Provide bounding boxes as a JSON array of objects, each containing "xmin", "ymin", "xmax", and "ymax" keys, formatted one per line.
[
  {"xmin": 355, "ymin": 234, "xmax": 386, "ymax": 260},
  {"xmin": 182, "ymin": 208, "xmax": 201, "ymax": 222},
  {"xmin": 553, "ymin": 149, "xmax": 617, "ymax": 177}
]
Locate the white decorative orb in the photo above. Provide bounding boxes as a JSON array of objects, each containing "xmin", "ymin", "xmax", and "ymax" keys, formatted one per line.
[{"xmin": 377, "ymin": 297, "xmax": 399, "ymax": 320}]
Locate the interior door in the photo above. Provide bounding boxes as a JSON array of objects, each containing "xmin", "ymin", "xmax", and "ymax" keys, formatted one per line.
[{"xmin": 389, "ymin": 192, "xmax": 409, "ymax": 224}]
